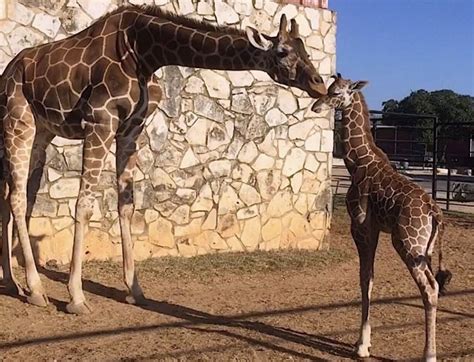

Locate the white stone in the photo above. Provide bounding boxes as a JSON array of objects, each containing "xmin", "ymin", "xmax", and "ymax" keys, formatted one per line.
[
  {"xmin": 324, "ymin": 35, "xmax": 336, "ymax": 54},
  {"xmin": 265, "ymin": 108, "xmax": 288, "ymax": 127},
  {"xmin": 320, "ymin": 20, "xmax": 331, "ymax": 36},
  {"xmin": 305, "ymin": 131, "xmax": 321, "ymax": 152},
  {"xmin": 207, "ymin": 122, "xmax": 231, "ymax": 150},
  {"xmin": 180, "ymin": 148, "xmax": 200, "ymax": 168},
  {"xmin": 48, "ymin": 168, "xmax": 62, "ymax": 182},
  {"xmin": 263, "ymin": 1, "xmax": 278, "ymax": 16},
  {"xmin": 321, "ymin": 130, "xmax": 334, "ymax": 152},
  {"xmin": 9, "ymin": 3, "xmax": 34, "ymax": 25},
  {"xmin": 238, "ymin": 141, "xmax": 258, "ymax": 164},
  {"xmin": 322, "ymin": 9, "xmax": 332, "ymax": 22},
  {"xmin": 32, "ymin": 13, "xmax": 61, "ymax": 38},
  {"xmin": 282, "ymin": 148, "xmax": 306, "ymax": 177},
  {"xmin": 239, "ymin": 184, "xmax": 261, "ymax": 206},
  {"xmin": 291, "ymin": 172, "xmax": 303, "ymax": 193},
  {"xmin": 311, "ymin": 49, "xmax": 326, "ymax": 61},
  {"xmin": 274, "ymin": 4, "xmax": 298, "ymax": 24},
  {"xmin": 185, "ymin": 76, "xmax": 205, "ymax": 94},
  {"xmin": 267, "ymin": 190, "xmax": 293, "ymax": 217},
  {"xmin": 7, "ymin": 27, "xmax": 44, "ymax": 55},
  {"xmin": 191, "ymin": 184, "xmax": 213, "ymax": 212},
  {"xmin": 237, "ymin": 205, "xmax": 259, "ymax": 220},
  {"xmin": 297, "ymin": 97, "xmax": 313, "ymax": 109},
  {"xmin": 146, "ymin": 111, "xmax": 168, "ymax": 152},
  {"xmin": 319, "ymin": 57, "xmax": 332, "ymax": 75},
  {"xmin": 185, "ymin": 118, "xmax": 208, "ymax": 146},
  {"xmin": 278, "ymin": 139, "xmax": 293, "ymax": 158},
  {"xmin": 201, "ymin": 70, "xmax": 230, "ymax": 99},
  {"xmin": 305, "ymin": 153, "xmax": 319, "ymax": 172},
  {"xmin": 304, "ymin": 8, "xmax": 321, "ymax": 31},
  {"xmin": 277, "ymin": 88, "xmax": 298, "ymax": 115},
  {"xmin": 197, "ymin": 0, "xmax": 214, "ymax": 15},
  {"xmin": 215, "ymin": 0, "xmax": 240, "ymax": 25},
  {"xmin": 50, "ymin": 178, "xmax": 80, "ymax": 199},
  {"xmin": 209, "ymin": 160, "xmax": 232, "ymax": 178},
  {"xmin": 257, "ymin": 130, "xmax": 277, "ymax": 157},
  {"xmin": 307, "ymin": 34, "xmax": 323, "ymax": 49},
  {"xmin": 294, "ymin": 13, "xmax": 312, "ymax": 37},
  {"xmin": 289, "ymin": 120, "xmax": 314, "ymax": 140},
  {"xmin": 218, "ymin": 184, "xmax": 241, "ymax": 215},
  {"xmin": 228, "ymin": 71, "xmax": 254, "ymax": 87},
  {"xmin": 144, "ymin": 209, "xmax": 159, "ymax": 224},
  {"xmin": 169, "ymin": 205, "xmax": 190, "ymax": 225},
  {"xmin": 77, "ymin": 0, "xmax": 112, "ymax": 18},
  {"xmin": 177, "ymin": 0, "xmax": 194, "ymax": 15},
  {"xmin": 202, "ymin": 208, "xmax": 217, "ymax": 229},
  {"xmin": 252, "ymin": 154, "xmax": 275, "ymax": 171}
]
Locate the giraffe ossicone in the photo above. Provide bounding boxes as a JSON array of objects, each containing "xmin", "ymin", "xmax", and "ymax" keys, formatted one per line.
[
  {"xmin": 312, "ymin": 73, "xmax": 452, "ymax": 361},
  {"xmin": 0, "ymin": 5, "xmax": 326, "ymax": 314}
]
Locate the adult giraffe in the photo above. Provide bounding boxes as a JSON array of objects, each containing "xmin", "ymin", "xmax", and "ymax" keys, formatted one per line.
[
  {"xmin": 312, "ymin": 74, "xmax": 451, "ymax": 361},
  {"xmin": 0, "ymin": 5, "xmax": 327, "ymax": 314}
]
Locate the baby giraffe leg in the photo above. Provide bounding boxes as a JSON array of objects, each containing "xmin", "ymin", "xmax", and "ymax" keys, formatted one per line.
[{"xmin": 352, "ymin": 222, "xmax": 379, "ymax": 358}]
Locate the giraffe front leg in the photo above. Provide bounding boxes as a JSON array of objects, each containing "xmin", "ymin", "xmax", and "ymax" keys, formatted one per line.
[
  {"xmin": 116, "ymin": 134, "xmax": 145, "ymax": 305},
  {"xmin": 66, "ymin": 123, "xmax": 116, "ymax": 315},
  {"xmin": 352, "ymin": 222, "xmax": 379, "ymax": 358}
]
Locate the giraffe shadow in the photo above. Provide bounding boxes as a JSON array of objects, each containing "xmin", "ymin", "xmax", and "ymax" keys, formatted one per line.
[{"xmin": 36, "ymin": 267, "xmax": 376, "ymax": 360}]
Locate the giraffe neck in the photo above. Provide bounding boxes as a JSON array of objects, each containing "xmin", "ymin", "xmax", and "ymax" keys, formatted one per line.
[
  {"xmin": 340, "ymin": 93, "xmax": 378, "ymax": 170},
  {"xmin": 133, "ymin": 13, "xmax": 270, "ymax": 75}
]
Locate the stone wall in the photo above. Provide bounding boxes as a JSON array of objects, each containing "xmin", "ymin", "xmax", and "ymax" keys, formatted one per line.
[{"xmin": 0, "ymin": 0, "xmax": 336, "ymax": 263}]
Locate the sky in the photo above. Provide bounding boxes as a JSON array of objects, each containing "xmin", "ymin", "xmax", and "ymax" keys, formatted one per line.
[{"xmin": 329, "ymin": 0, "xmax": 474, "ymax": 110}]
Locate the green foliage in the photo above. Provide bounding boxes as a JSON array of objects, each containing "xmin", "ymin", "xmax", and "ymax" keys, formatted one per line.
[{"xmin": 381, "ymin": 89, "xmax": 474, "ymax": 151}]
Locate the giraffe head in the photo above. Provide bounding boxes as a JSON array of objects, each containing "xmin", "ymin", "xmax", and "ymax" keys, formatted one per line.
[
  {"xmin": 246, "ymin": 14, "xmax": 327, "ymax": 98},
  {"xmin": 311, "ymin": 73, "xmax": 368, "ymax": 113}
]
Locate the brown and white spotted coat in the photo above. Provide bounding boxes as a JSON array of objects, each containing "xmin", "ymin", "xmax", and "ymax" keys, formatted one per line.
[
  {"xmin": 0, "ymin": 5, "xmax": 327, "ymax": 315},
  {"xmin": 312, "ymin": 74, "xmax": 451, "ymax": 362}
]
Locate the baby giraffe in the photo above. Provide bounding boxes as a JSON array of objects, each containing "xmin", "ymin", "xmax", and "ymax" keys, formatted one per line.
[{"xmin": 312, "ymin": 74, "xmax": 451, "ymax": 361}]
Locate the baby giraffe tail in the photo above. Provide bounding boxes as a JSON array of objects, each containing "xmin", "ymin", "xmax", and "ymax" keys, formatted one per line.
[{"xmin": 432, "ymin": 209, "xmax": 452, "ymax": 296}]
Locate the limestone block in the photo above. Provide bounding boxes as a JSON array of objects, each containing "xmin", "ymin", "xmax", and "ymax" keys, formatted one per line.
[
  {"xmin": 77, "ymin": 0, "xmax": 112, "ymax": 18},
  {"xmin": 249, "ymin": 87, "xmax": 278, "ymax": 115},
  {"xmin": 184, "ymin": 75, "xmax": 204, "ymax": 94},
  {"xmin": 175, "ymin": 218, "xmax": 202, "ymax": 237},
  {"xmin": 137, "ymin": 146, "xmax": 155, "ymax": 174},
  {"xmin": 146, "ymin": 111, "xmax": 168, "ymax": 152},
  {"xmin": 294, "ymin": 13, "xmax": 312, "ymax": 37},
  {"xmin": 297, "ymin": 237, "xmax": 320, "ymax": 250},
  {"xmin": 267, "ymin": 190, "xmax": 293, "ymax": 217},
  {"xmin": 191, "ymin": 184, "xmax": 213, "ymax": 212},
  {"xmin": 177, "ymin": 0, "xmax": 195, "ymax": 15},
  {"xmin": 277, "ymin": 139, "xmax": 293, "ymax": 158},
  {"xmin": 9, "ymin": 2, "xmax": 35, "ymax": 25},
  {"xmin": 265, "ymin": 108, "xmax": 288, "ymax": 127},
  {"xmin": 321, "ymin": 130, "xmax": 334, "ymax": 153},
  {"xmin": 49, "ymin": 178, "xmax": 80, "ymax": 199},
  {"xmin": 277, "ymin": 88, "xmax": 298, "ymax": 115},
  {"xmin": 29, "ymin": 217, "xmax": 54, "ymax": 237},
  {"xmin": 215, "ymin": 0, "xmax": 239, "ymax": 25},
  {"xmin": 252, "ymin": 154, "xmax": 275, "ymax": 171},
  {"xmin": 291, "ymin": 172, "xmax": 303, "ymax": 193},
  {"xmin": 263, "ymin": 1, "xmax": 278, "ymax": 16},
  {"xmin": 201, "ymin": 70, "xmax": 230, "ymax": 99},
  {"xmin": 209, "ymin": 159, "xmax": 232, "ymax": 178},
  {"xmin": 282, "ymin": 148, "xmax": 306, "ymax": 177},
  {"xmin": 289, "ymin": 120, "xmax": 314, "ymax": 140},
  {"xmin": 84, "ymin": 229, "xmax": 121, "ymax": 261},
  {"xmin": 307, "ymin": 34, "xmax": 323, "ymax": 49},
  {"xmin": 149, "ymin": 218, "xmax": 175, "ymax": 248},
  {"xmin": 169, "ymin": 205, "xmax": 190, "ymax": 225},
  {"xmin": 131, "ymin": 212, "xmax": 146, "ymax": 235},
  {"xmin": 274, "ymin": 4, "xmax": 298, "ymax": 24},
  {"xmin": 202, "ymin": 208, "xmax": 217, "ymax": 229},
  {"xmin": 257, "ymin": 169, "xmax": 281, "ymax": 201},
  {"xmin": 197, "ymin": 0, "xmax": 214, "ymax": 15},
  {"xmin": 231, "ymin": 89, "xmax": 253, "ymax": 115},
  {"xmin": 240, "ymin": 216, "xmax": 261, "ymax": 249},
  {"xmin": 8, "ymin": 26, "xmax": 44, "ymax": 56},
  {"xmin": 207, "ymin": 122, "xmax": 231, "ymax": 150},
  {"xmin": 305, "ymin": 153, "xmax": 319, "ymax": 172},
  {"xmin": 32, "ymin": 12, "xmax": 61, "ymax": 38},
  {"xmin": 305, "ymin": 131, "xmax": 322, "ymax": 152},
  {"xmin": 185, "ymin": 118, "xmax": 208, "ymax": 146},
  {"xmin": 228, "ymin": 71, "xmax": 254, "ymax": 87},
  {"xmin": 262, "ymin": 218, "xmax": 282, "ymax": 242},
  {"xmin": 226, "ymin": 236, "xmax": 245, "ymax": 252},
  {"xmin": 36, "ymin": 228, "xmax": 74, "ymax": 265},
  {"xmin": 304, "ymin": 8, "xmax": 321, "ymax": 31},
  {"xmin": 177, "ymin": 241, "xmax": 198, "ymax": 257},
  {"xmin": 61, "ymin": 7, "xmax": 92, "ymax": 33},
  {"xmin": 194, "ymin": 95, "xmax": 224, "ymax": 123},
  {"xmin": 52, "ymin": 217, "xmax": 74, "ymax": 231},
  {"xmin": 217, "ymin": 213, "xmax": 239, "ymax": 238},
  {"xmin": 239, "ymin": 184, "xmax": 261, "ymax": 206},
  {"xmin": 237, "ymin": 205, "xmax": 259, "ymax": 220},
  {"xmin": 218, "ymin": 184, "xmax": 241, "ymax": 214}
]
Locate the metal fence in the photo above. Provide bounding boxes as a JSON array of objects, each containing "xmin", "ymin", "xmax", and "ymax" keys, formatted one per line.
[{"xmin": 332, "ymin": 110, "xmax": 474, "ymax": 213}]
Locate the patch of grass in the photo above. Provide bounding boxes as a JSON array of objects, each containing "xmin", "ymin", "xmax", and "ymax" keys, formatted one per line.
[{"xmin": 81, "ymin": 248, "xmax": 352, "ymax": 281}]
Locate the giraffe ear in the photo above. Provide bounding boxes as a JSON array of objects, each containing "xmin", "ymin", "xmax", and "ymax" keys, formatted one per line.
[
  {"xmin": 289, "ymin": 19, "xmax": 299, "ymax": 38},
  {"xmin": 246, "ymin": 27, "xmax": 273, "ymax": 51},
  {"xmin": 350, "ymin": 81, "xmax": 368, "ymax": 91}
]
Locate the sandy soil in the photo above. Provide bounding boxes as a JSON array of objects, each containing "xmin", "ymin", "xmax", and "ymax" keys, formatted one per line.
[{"xmin": 0, "ymin": 204, "xmax": 473, "ymax": 361}]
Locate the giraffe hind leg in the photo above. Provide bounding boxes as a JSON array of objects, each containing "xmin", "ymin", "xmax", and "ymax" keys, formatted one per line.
[{"xmin": 392, "ymin": 236, "xmax": 438, "ymax": 362}]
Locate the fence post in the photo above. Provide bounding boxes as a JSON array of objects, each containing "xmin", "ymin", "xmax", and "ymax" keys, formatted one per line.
[
  {"xmin": 432, "ymin": 117, "xmax": 438, "ymax": 200},
  {"xmin": 446, "ymin": 166, "xmax": 451, "ymax": 211}
]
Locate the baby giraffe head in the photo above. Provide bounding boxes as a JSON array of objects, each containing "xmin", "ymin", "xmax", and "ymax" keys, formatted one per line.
[{"xmin": 311, "ymin": 73, "xmax": 368, "ymax": 113}]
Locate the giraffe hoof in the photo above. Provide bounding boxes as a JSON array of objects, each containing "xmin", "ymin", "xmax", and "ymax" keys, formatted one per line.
[
  {"xmin": 27, "ymin": 292, "xmax": 49, "ymax": 307},
  {"xmin": 125, "ymin": 293, "xmax": 148, "ymax": 306},
  {"xmin": 66, "ymin": 301, "xmax": 92, "ymax": 315},
  {"xmin": 2, "ymin": 280, "xmax": 26, "ymax": 297},
  {"xmin": 356, "ymin": 344, "xmax": 371, "ymax": 358}
]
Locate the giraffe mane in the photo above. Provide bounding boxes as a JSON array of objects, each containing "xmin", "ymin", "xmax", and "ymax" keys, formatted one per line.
[{"xmin": 96, "ymin": 4, "xmax": 247, "ymax": 36}]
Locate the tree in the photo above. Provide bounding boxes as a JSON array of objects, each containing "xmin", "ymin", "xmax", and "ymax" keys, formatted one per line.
[{"xmin": 381, "ymin": 89, "xmax": 474, "ymax": 154}]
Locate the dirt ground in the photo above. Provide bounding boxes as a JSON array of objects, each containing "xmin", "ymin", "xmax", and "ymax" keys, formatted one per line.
[{"xmin": 0, "ymin": 201, "xmax": 473, "ymax": 361}]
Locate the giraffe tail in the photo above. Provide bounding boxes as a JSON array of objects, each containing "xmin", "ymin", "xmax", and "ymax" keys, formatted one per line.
[{"xmin": 432, "ymin": 210, "xmax": 452, "ymax": 296}]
